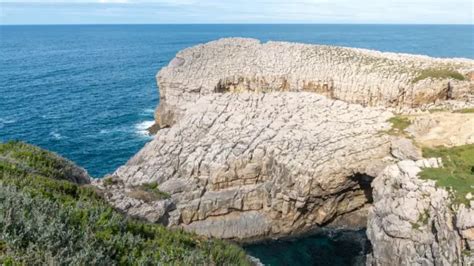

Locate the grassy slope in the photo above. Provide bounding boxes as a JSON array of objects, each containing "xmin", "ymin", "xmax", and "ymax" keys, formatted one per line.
[
  {"xmin": 0, "ymin": 141, "xmax": 250, "ymax": 265},
  {"xmin": 420, "ymin": 144, "xmax": 474, "ymax": 205}
]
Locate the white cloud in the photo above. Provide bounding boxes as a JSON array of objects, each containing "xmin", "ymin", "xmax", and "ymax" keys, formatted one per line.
[
  {"xmin": 0, "ymin": 0, "xmax": 196, "ymax": 2},
  {"xmin": 0, "ymin": 0, "xmax": 472, "ymax": 24}
]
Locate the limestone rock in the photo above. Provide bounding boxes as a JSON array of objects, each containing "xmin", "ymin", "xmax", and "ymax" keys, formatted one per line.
[
  {"xmin": 367, "ymin": 160, "xmax": 474, "ymax": 265},
  {"xmin": 155, "ymin": 38, "xmax": 473, "ymax": 129},
  {"xmin": 390, "ymin": 137, "xmax": 422, "ymax": 161},
  {"xmin": 457, "ymin": 206, "xmax": 474, "ymax": 251},
  {"xmin": 94, "ymin": 177, "xmax": 174, "ymax": 224},
  {"xmin": 113, "ymin": 92, "xmax": 393, "ymax": 240},
  {"xmin": 416, "ymin": 157, "xmax": 443, "ymax": 168},
  {"xmin": 95, "ymin": 39, "xmax": 474, "ymax": 263},
  {"xmin": 406, "ymin": 112, "xmax": 474, "ymax": 147}
]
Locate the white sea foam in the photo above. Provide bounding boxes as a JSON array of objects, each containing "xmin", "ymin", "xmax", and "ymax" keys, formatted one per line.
[
  {"xmin": 49, "ymin": 131, "xmax": 63, "ymax": 140},
  {"xmin": 41, "ymin": 114, "xmax": 60, "ymax": 119},
  {"xmin": 0, "ymin": 118, "xmax": 16, "ymax": 124},
  {"xmin": 0, "ymin": 118, "xmax": 16, "ymax": 129},
  {"xmin": 140, "ymin": 108, "xmax": 155, "ymax": 116},
  {"xmin": 99, "ymin": 128, "xmax": 124, "ymax": 134},
  {"xmin": 134, "ymin": 120, "xmax": 155, "ymax": 137}
]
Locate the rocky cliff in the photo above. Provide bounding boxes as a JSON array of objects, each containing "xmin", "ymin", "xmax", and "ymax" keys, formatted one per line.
[
  {"xmin": 99, "ymin": 38, "xmax": 474, "ymax": 265},
  {"xmin": 155, "ymin": 38, "xmax": 473, "ymax": 129},
  {"xmin": 109, "ymin": 92, "xmax": 393, "ymax": 240},
  {"xmin": 368, "ymin": 160, "xmax": 473, "ymax": 265}
]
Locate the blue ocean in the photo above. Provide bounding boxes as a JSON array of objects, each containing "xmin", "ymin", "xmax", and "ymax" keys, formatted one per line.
[{"xmin": 1, "ymin": 24, "xmax": 473, "ymax": 265}]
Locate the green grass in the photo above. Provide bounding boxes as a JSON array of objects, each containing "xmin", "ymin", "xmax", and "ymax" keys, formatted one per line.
[
  {"xmin": 386, "ymin": 116, "xmax": 412, "ymax": 136},
  {"xmin": 411, "ymin": 209, "xmax": 430, "ymax": 230},
  {"xmin": 419, "ymin": 144, "xmax": 474, "ymax": 205},
  {"xmin": 0, "ymin": 141, "xmax": 250, "ymax": 265},
  {"xmin": 137, "ymin": 182, "xmax": 171, "ymax": 200},
  {"xmin": 103, "ymin": 177, "xmax": 116, "ymax": 186},
  {"xmin": 428, "ymin": 108, "xmax": 448, "ymax": 113},
  {"xmin": 412, "ymin": 68, "xmax": 465, "ymax": 83},
  {"xmin": 126, "ymin": 183, "xmax": 171, "ymax": 203},
  {"xmin": 453, "ymin": 108, "xmax": 474, "ymax": 114}
]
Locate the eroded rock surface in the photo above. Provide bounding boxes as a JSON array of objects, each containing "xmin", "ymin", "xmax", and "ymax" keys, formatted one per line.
[
  {"xmin": 155, "ymin": 38, "xmax": 473, "ymax": 128},
  {"xmin": 406, "ymin": 112, "xmax": 474, "ymax": 147},
  {"xmin": 367, "ymin": 160, "xmax": 474, "ymax": 265},
  {"xmin": 110, "ymin": 93, "xmax": 394, "ymax": 240},
  {"xmin": 97, "ymin": 39, "xmax": 474, "ymax": 264}
]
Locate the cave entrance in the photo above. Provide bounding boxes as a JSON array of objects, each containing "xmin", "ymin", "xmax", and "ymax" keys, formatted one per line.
[
  {"xmin": 350, "ymin": 173, "xmax": 374, "ymax": 204},
  {"xmin": 323, "ymin": 172, "xmax": 375, "ymax": 230}
]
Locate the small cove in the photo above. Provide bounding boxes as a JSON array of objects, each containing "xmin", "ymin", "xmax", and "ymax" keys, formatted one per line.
[{"xmin": 244, "ymin": 229, "xmax": 370, "ymax": 266}]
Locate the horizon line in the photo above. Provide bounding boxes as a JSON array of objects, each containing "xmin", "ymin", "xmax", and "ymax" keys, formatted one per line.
[{"xmin": 2, "ymin": 22, "xmax": 473, "ymax": 26}]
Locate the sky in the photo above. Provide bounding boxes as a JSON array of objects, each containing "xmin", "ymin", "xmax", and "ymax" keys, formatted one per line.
[{"xmin": 0, "ymin": 0, "xmax": 473, "ymax": 25}]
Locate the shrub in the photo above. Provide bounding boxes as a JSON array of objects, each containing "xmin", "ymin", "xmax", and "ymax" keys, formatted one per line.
[
  {"xmin": 0, "ymin": 141, "xmax": 250, "ymax": 265},
  {"xmin": 412, "ymin": 68, "xmax": 465, "ymax": 83}
]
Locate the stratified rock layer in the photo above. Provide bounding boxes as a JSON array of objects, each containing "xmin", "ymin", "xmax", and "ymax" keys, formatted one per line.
[
  {"xmin": 113, "ymin": 92, "xmax": 393, "ymax": 239},
  {"xmin": 155, "ymin": 38, "xmax": 473, "ymax": 128}
]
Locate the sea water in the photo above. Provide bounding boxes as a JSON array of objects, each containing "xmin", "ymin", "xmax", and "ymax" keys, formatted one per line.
[{"xmin": 1, "ymin": 24, "xmax": 473, "ymax": 265}]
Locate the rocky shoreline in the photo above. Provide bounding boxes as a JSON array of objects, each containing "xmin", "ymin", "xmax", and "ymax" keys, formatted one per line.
[{"xmin": 96, "ymin": 38, "xmax": 474, "ymax": 265}]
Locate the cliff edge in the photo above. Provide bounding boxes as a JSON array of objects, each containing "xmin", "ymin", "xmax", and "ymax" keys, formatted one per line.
[
  {"xmin": 100, "ymin": 39, "xmax": 474, "ymax": 265},
  {"xmin": 155, "ymin": 38, "xmax": 473, "ymax": 129}
]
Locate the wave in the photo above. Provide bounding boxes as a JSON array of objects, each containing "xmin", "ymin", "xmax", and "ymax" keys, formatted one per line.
[
  {"xmin": 41, "ymin": 114, "xmax": 60, "ymax": 119},
  {"xmin": 99, "ymin": 127, "xmax": 129, "ymax": 135},
  {"xmin": 140, "ymin": 108, "xmax": 155, "ymax": 116},
  {"xmin": 0, "ymin": 118, "xmax": 17, "ymax": 124},
  {"xmin": 49, "ymin": 131, "xmax": 63, "ymax": 140},
  {"xmin": 99, "ymin": 121, "xmax": 155, "ymax": 138},
  {"xmin": 134, "ymin": 120, "xmax": 155, "ymax": 138},
  {"xmin": 0, "ymin": 118, "xmax": 17, "ymax": 129}
]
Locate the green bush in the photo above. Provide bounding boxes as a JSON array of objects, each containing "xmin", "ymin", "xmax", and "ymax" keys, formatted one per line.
[
  {"xmin": 0, "ymin": 141, "xmax": 250, "ymax": 265},
  {"xmin": 412, "ymin": 68, "xmax": 465, "ymax": 83},
  {"xmin": 0, "ymin": 140, "xmax": 90, "ymax": 183}
]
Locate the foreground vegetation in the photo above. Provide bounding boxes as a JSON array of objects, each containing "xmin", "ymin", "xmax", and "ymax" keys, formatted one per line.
[
  {"xmin": 412, "ymin": 68, "xmax": 465, "ymax": 83},
  {"xmin": 420, "ymin": 144, "xmax": 474, "ymax": 205},
  {"xmin": 386, "ymin": 115, "xmax": 412, "ymax": 136},
  {"xmin": 0, "ymin": 141, "xmax": 250, "ymax": 265}
]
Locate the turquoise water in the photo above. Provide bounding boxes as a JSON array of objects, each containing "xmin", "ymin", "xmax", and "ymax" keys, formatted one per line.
[
  {"xmin": 1, "ymin": 24, "xmax": 473, "ymax": 265},
  {"xmin": 245, "ymin": 229, "xmax": 370, "ymax": 266}
]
